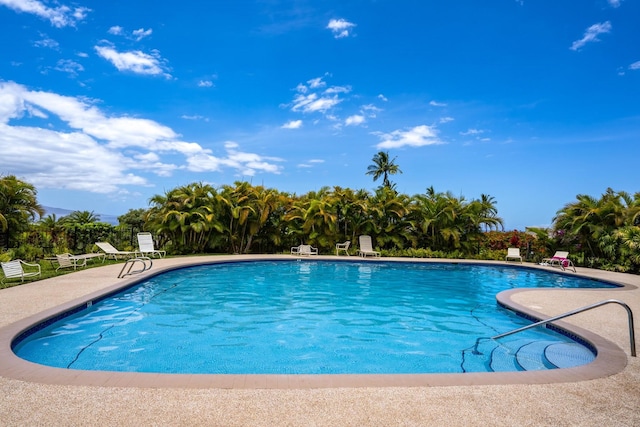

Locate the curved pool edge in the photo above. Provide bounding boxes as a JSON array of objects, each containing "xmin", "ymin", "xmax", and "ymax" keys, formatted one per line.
[{"xmin": 0, "ymin": 255, "xmax": 636, "ymax": 389}]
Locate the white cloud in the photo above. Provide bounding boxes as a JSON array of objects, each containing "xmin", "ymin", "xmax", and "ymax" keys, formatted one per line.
[
  {"xmin": 460, "ymin": 128, "xmax": 484, "ymax": 136},
  {"xmin": 629, "ymin": 61, "xmax": 640, "ymax": 70},
  {"xmin": 439, "ymin": 116, "xmax": 454, "ymax": 123},
  {"xmin": 289, "ymin": 76, "xmax": 349, "ymax": 114},
  {"xmin": 0, "ymin": 0, "xmax": 90, "ymax": 27},
  {"xmin": 198, "ymin": 80, "xmax": 214, "ymax": 87},
  {"xmin": 181, "ymin": 114, "xmax": 209, "ymax": 122},
  {"xmin": 327, "ymin": 18, "xmax": 356, "ymax": 38},
  {"xmin": 108, "ymin": 26, "xmax": 123, "ymax": 35},
  {"xmin": 307, "ymin": 77, "xmax": 326, "ymax": 89},
  {"xmin": 187, "ymin": 141, "xmax": 283, "ymax": 176},
  {"xmin": 430, "ymin": 100, "xmax": 447, "ymax": 107},
  {"xmin": 570, "ymin": 21, "xmax": 612, "ymax": 51},
  {"xmin": 33, "ymin": 34, "xmax": 59, "ymax": 49},
  {"xmin": 94, "ymin": 45, "xmax": 171, "ymax": 78},
  {"xmin": 345, "ymin": 115, "xmax": 365, "ymax": 126},
  {"xmin": 374, "ymin": 125, "xmax": 444, "ymax": 149},
  {"xmin": 0, "ymin": 81, "xmax": 283, "ymax": 194},
  {"xmin": 292, "ymin": 93, "xmax": 341, "ymax": 113},
  {"xmin": 297, "ymin": 159, "xmax": 324, "ymax": 168},
  {"xmin": 132, "ymin": 28, "xmax": 152, "ymax": 41},
  {"xmin": 378, "ymin": 94, "xmax": 388, "ymax": 102},
  {"xmin": 325, "ymin": 85, "xmax": 351, "ymax": 94},
  {"xmin": 54, "ymin": 59, "xmax": 84, "ymax": 77},
  {"xmin": 608, "ymin": 0, "xmax": 622, "ymax": 7},
  {"xmin": 281, "ymin": 120, "xmax": 303, "ymax": 129}
]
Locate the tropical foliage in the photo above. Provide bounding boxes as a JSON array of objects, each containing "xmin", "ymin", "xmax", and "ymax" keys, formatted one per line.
[
  {"xmin": 0, "ymin": 175, "xmax": 44, "ymax": 248},
  {"xmin": 142, "ymin": 181, "xmax": 504, "ymax": 255},
  {"xmin": 2, "ymin": 173, "xmax": 639, "ymax": 274},
  {"xmin": 552, "ymin": 188, "xmax": 640, "ymax": 272}
]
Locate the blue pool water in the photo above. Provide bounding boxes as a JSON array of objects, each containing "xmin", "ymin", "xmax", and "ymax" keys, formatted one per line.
[{"xmin": 13, "ymin": 260, "xmax": 617, "ymax": 374}]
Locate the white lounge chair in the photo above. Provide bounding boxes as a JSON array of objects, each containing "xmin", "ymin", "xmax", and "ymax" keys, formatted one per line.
[
  {"xmin": 291, "ymin": 244, "xmax": 318, "ymax": 256},
  {"xmin": 540, "ymin": 251, "xmax": 576, "ymax": 272},
  {"xmin": 1, "ymin": 259, "xmax": 41, "ymax": 284},
  {"xmin": 336, "ymin": 241, "xmax": 351, "ymax": 256},
  {"xmin": 357, "ymin": 235, "xmax": 380, "ymax": 258},
  {"xmin": 55, "ymin": 253, "xmax": 88, "ymax": 271},
  {"xmin": 95, "ymin": 242, "xmax": 138, "ymax": 260},
  {"xmin": 137, "ymin": 232, "xmax": 166, "ymax": 258},
  {"xmin": 505, "ymin": 247, "xmax": 522, "ymax": 263}
]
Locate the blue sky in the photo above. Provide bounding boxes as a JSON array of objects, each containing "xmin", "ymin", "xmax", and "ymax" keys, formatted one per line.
[{"xmin": 1, "ymin": 0, "xmax": 638, "ymax": 230}]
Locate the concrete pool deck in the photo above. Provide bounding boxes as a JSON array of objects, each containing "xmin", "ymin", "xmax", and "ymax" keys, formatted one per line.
[{"xmin": 1, "ymin": 255, "xmax": 639, "ymax": 426}]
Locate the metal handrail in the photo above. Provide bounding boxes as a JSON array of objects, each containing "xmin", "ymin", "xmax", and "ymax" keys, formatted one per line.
[
  {"xmin": 492, "ymin": 299, "xmax": 636, "ymax": 357},
  {"xmin": 117, "ymin": 257, "xmax": 153, "ymax": 278}
]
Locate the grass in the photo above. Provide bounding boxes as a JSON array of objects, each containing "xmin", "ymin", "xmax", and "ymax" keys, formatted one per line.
[{"xmin": 1, "ymin": 257, "xmax": 128, "ymax": 290}]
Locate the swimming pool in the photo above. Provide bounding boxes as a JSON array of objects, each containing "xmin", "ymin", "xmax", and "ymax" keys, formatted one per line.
[{"xmin": 12, "ymin": 260, "xmax": 618, "ymax": 375}]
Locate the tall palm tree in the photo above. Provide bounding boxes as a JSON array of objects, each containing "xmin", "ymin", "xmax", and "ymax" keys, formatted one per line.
[{"xmin": 366, "ymin": 151, "xmax": 402, "ymax": 189}]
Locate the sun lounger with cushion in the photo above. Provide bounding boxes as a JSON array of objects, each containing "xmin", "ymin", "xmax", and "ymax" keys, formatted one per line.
[{"xmin": 540, "ymin": 251, "xmax": 576, "ymax": 272}]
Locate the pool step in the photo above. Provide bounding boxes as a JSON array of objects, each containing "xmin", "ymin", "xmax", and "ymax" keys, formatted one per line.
[
  {"xmin": 463, "ymin": 339, "xmax": 595, "ymax": 373},
  {"xmin": 545, "ymin": 342, "xmax": 595, "ymax": 368}
]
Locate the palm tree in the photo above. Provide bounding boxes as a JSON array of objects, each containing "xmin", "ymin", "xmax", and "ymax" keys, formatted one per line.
[
  {"xmin": 38, "ymin": 214, "xmax": 66, "ymax": 250},
  {"xmin": 366, "ymin": 151, "xmax": 402, "ymax": 189},
  {"xmin": 146, "ymin": 182, "xmax": 222, "ymax": 253},
  {"xmin": 63, "ymin": 210, "xmax": 101, "ymax": 225},
  {"xmin": 0, "ymin": 175, "xmax": 44, "ymax": 248}
]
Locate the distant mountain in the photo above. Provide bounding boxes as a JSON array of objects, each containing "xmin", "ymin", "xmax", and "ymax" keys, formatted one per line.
[{"xmin": 41, "ymin": 206, "xmax": 120, "ymax": 225}]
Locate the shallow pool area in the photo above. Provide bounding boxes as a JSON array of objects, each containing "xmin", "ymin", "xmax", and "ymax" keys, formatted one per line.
[{"xmin": 12, "ymin": 260, "xmax": 618, "ymax": 375}]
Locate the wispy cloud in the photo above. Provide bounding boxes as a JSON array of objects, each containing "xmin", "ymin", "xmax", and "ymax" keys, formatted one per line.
[
  {"xmin": 629, "ymin": 61, "xmax": 640, "ymax": 70},
  {"xmin": 290, "ymin": 76, "xmax": 348, "ymax": 114},
  {"xmin": 608, "ymin": 0, "xmax": 622, "ymax": 7},
  {"xmin": 108, "ymin": 26, "xmax": 124, "ymax": 35},
  {"xmin": 181, "ymin": 114, "xmax": 209, "ymax": 122},
  {"xmin": 430, "ymin": 100, "xmax": 447, "ymax": 107},
  {"xmin": 187, "ymin": 142, "xmax": 283, "ymax": 176},
  {"xmin": 282, "ymin": 120, "xmax": 303, "ymax": 129},
  {"xmin": 373, "ymin": 125, "xmax": 444, "ymax": 149},
  {"xmin": 460, "ymin": 128, "xmax": 485, "ymax": 136},
  {"xmin": 0, "ymin": 0, "xmax": 90, "ymax": 27},
  {"xmin": 570, "ymin": 21, "xmax": 612, "ymax": 51},
  {"xmin": 33, "ymin": 33, "xmax": 59, "ymax": 49},
  {"xmin": 132, "ymin": 28, "xmax": 152, "ymax": 41},
  {"xmin": 198, "ymin": 80, "xmax": 214, "ymax": 87},
  {"xmin": 345, "ymin": 115, "xmax": 365, "ymax": 126},
  {"xmin": 95, "ymin": 45, "xmax": 171, "ymax": 78},
  {"xmin": 297, "ymin": 159, "xmax": 324, "ymax": 168},
  {"xmin": 327, "ymin": 18, "xmax": 356, "ymax": 38},
  {"xmin": 54, "ymin": 59, "xmax": 84, "ymax": 77}
]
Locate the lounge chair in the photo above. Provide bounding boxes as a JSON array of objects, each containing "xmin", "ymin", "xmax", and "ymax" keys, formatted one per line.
[
  {"xmin": 540, "ymin": 251, "xmax": 576, "ymax": 272},
  {"xmin": 55, "ymin": 253, "xmax": 88, "ymax": 271},
  {"xmin": 95, "ymin": 242, "xmax": 138, "ymax": 260},
  {"xmin": 291, "ymin": 244, "xmax": 318, "ymax": 256},
  {"xmin": 137, "ymin": 232, "xmax": 166, "ymax": 258},
  {"xmin": 1, "ymin": 259, "xmax": 41, "ymax": 284},
  {"xmin": 505, "ymin": 247, "xmax": 522, "ymax": 263},
  {"xmin": 357, "ymin": 235, "xmax": 380, "ymax": 258},
  {"xmin": 336, "ymin": 241, "xmax": 351, "ymax": 256}
]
